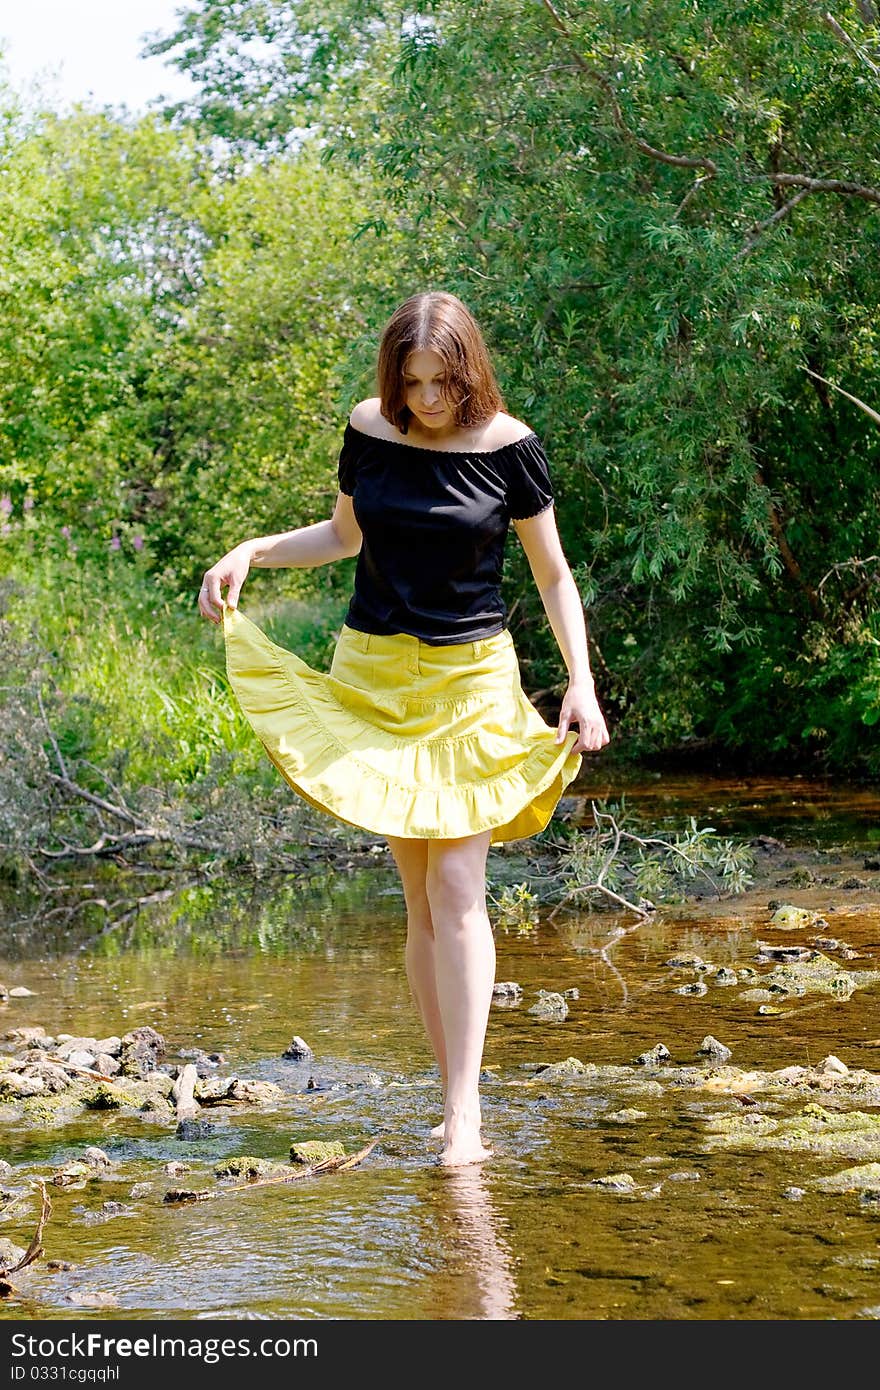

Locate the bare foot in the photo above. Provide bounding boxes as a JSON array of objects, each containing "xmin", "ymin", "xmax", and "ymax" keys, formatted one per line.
[
  {"xmin": 438, "ymin": 1106, "xmax": 490, "ymax": 1165},
  {"xmin": 439, "ymin": 1134, "xmax": 493, "ymax": 1167}
]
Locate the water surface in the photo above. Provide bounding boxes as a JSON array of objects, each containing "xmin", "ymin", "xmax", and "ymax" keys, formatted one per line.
[{"xmin": 1, "ymin": 780, "xmax": 879, "ymax": 1321}]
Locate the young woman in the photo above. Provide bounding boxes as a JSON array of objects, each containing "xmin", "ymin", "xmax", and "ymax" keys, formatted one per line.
[{"xmin": 198, "ymin": 291, "xmax": 609, "ymax": 1166}]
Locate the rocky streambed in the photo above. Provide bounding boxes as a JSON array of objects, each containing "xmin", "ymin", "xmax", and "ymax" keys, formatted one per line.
[{"xmin": 1, "ymin": 844, "xmax": 880, "ymax": 1320}]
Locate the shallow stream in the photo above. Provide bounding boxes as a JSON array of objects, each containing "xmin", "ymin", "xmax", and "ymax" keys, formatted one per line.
[{"xmin": 1, "ymin": 775, "xmax": 879, "ymax": 1321}]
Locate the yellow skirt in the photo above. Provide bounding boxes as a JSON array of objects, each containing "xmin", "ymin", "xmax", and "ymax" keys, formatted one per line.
[{"xmin": 223, "ymin": 606, "xmax": 581, "ymax": 843}]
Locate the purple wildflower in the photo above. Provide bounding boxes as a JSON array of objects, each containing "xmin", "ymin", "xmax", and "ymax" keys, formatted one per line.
[
  {"xmin": 132, "ymin": 534, "xmax": 144, "ymax": 552},
  {"xmin": 60, "ymin": 525, "xmax": 72, "ymax": 539},
  {"xmin": 0, "ymin": 496, "xmax": 11, "ymax": 517},
  {"xmin": 23, "ymin": 496, "xmax": 34, "ymax": 511},
  {"xmin": 110, "ymin": 536, "xmax": 122, "ymax": 551}
]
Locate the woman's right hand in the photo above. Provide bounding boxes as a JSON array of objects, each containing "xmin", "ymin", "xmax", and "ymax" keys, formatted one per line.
[{"xmin": 197, "ymin": 542, "xmax": 253, "ymax": 623}]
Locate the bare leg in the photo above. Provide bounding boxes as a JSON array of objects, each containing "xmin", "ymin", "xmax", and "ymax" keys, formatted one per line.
[
  {"xmin": 386, "ymin": 836, "xmax": 448, "ymax": 1104},
  {"xmin": 426, "ymin": 832, "xmax": 495, "ymax": 1167}
]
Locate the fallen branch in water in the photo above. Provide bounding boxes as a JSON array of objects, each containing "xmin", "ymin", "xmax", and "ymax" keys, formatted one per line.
[
  {"xmin": 0, "ymin": 1180, "xmax": 52, "ymax": 1296},
  {"xmin": 543, "ymin": 803, "xmax": 754, "ymax": 920},
  {"xmin": 163, "ymin": 1139, "xmax": 380, "ymax": 1206},
  {"xmin": 42, "ymin": 772, "xmax": 217, "ymax": 857}
]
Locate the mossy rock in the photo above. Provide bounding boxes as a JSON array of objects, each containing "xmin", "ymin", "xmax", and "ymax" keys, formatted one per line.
[
  {"xmin": 52, "ymin": 1162, "xmax": 93, "ymax": 1187},
  {"xmin": 82, "ymin": 1083, "xmax": 138, "ymax": 1111},
  {"xmin": 535, "ymin": 1057, "xmax": 585, "ymax": 1081},
  {"xmin": 289, "ymin": 1140, "xmax": 347, "ymax": 1166},
  {"xmin": 588, "ymin": 1172, "xmax": 637, "ymax": 1190},
  {"xmin": 214, "ymin": 1156, "xmax": 288, "ymax": 1180},
  {"xmin": 705, "ymin": 1107, "xmax": 880, "ymax": 1159},
  {"xmin": 814, "ymin": 1163, "xmax": 880, "ymax": 1194}
]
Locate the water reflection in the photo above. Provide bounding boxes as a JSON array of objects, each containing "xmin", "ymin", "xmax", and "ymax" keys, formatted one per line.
[{"xmin": 432, "ymin": 1167, "xmax": 518, "ymax": 1320}]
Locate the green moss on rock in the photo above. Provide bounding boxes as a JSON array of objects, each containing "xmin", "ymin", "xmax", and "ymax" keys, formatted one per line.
[
  {"xmin": 214, "ymin": 1156, "xmax": 287, "ymax": 1180},
  {"xmin": 289, "ymin": 1140, "xmax": 347, "ymax": 1165},
  {"xmin": 82, "ymin": 1083, "xmax": 138, "ymax": 1110}
]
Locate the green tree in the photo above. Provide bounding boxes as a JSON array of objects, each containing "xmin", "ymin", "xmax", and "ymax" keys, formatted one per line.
[
  {"xmin": 0, "ymin": 105, "xmax": 204, "ymax": 553},
  {"xmin": 141, "ymin": 145, "xmax": 420, "ymax": 594},
  {"xmin": 152, "ymin": 1, "xmax": 880, "ymax": 767}
]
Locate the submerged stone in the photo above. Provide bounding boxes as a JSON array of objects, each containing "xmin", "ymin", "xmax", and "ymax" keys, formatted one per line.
[
  {"xmin": 82, "ymin": 1083, "xmax": 134, "ymax": 1111},
  {"xmin": 214, "ymin": 1156, "xmax": 287, "ymax": 1180},
  {"xmin": 176, "ymin": 1119, "xmax": 217, "ymax": 1140},
  {"xmin": 535, "ymin": 1057, "xmax": 585, "ymax": 1081},
  {"xmin": 713, "ymin": 967, "xmax": 738, "ymax": 986},
  {"xmin": 813, "ymin": 1163, "xmax": 880, "ymax": 1194},
  {"xmin": 0, "ymin": 1074, "xmax": 44, "ymax": 1098},
  {"xmin": 588, "ymin": 1172, "xmax": 637, "ymax": 1190},
  {"xmin": 760, "ymin": 953, "xmax": 879, "ymax": 1001},
  {"xmin": 704, "ymin": 1107, "xmax": 880, "ymax": 1160},
  {"xmin": 770, "ymin": 905, "xmax": 826, "ymax": 930},
  {"xmin": 52, "ymin": 1162, "xmax": 93, "ymax": 1187},
  {"xmin": 228, "ymin": 1079, "xmax": 283, "ymax": 1104},
  {"xmin": 528, "ymin": 991, "xmax": 568, "ymax": 1022},
  {"xmin": 0, "ymin": 1237, "xmax": 27, "ymax": 1268},
  {"xmin": 4, "ymin": 1028, "xmax": 49, "ymax": 1046},
  {"xmin": 117, "ymin": 1026, "xmax": 166, "ymax": 1079},
  {"xmin": 820, "ymin": 1055, "xmax": 849, "ymax": 1076},
  {"xmin": 289, "ymin": 1140, "xmax": 347, "ymax": 1166}
]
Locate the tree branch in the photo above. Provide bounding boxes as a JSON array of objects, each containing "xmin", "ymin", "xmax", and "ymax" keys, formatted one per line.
[
  {"xmin": 45, "ymin": 771, "xmax": 144, "ymax": 827},
  {"xmin": 803, "ymin": 367, "xmax": 880, "ymax": 425},
  {"xmin": 539, "ymin": 0, "xmax": 718, "ymax": 174},
  {"xmin": 817, "ymin": 554, "xmax": 880, "ymax": 598},
  {"xmin": 755, "ymin": 470, "xmax": 823, "ymax": 616},
  {"xmin": 823, "ymin": 10, "xmax": 880, "ymax": 80},
  {"xmin": 36, "ymin": 688, "xmax": 69, "ymax": 782},
  {"xmin": 766, "ymin": 172, "xmax": 880, "ymax": 206},
  {"xmin": 737, "ymin": 187, "xmax": 812, "ymax": 257}
]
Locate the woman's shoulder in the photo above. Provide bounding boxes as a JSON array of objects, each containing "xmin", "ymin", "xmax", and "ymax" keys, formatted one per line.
[
  {"xmin": 477, "ymin": 412, "xmax": 535, "ymax": 450},
  {"xmin": 349, "ymin": 398, "xmax": 388, "ymax": 435}
]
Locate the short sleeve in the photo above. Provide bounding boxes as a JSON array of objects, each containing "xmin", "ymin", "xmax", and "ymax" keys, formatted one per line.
[
  {"xmin": 337, "ymin": 423, "xmax": 360, "ymax": 496},
  {"xmin": 506, "ymin": 434, "xmax": 554, "ymax": 519}
]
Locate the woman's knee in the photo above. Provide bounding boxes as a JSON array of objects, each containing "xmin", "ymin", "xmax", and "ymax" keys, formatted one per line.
[
  {"xmin": 425, "ymin": 843, "xmax": 489, "ymax": 922},
  {"xmin": 387, "ymin": 835, "xmax": 432, "ymax": 920}
]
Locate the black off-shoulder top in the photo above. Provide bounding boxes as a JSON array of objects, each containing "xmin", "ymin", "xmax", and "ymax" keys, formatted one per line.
[{"xmin": 337, "ymin": 421, "xmax": 554, "ymax": 645}]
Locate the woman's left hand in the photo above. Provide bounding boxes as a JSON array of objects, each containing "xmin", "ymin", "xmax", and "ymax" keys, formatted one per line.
[{"xmin": 554, "ymin": 679, "xmax": 610, "ymax": 755}]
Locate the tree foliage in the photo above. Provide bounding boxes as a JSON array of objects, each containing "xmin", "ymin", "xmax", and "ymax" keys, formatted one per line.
[
  {"xmin": 150, "ymin": 0, "xmax": 880, "ymax": 767},
  {"xmin": 3, "ymin": 3, "xmax": 880, "ymax": 775}
]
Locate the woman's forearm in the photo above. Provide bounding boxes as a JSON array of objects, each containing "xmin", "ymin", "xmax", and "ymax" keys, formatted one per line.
[
  {"xmin": 537, "ymin": 572, "xmax": 595, "ymax": 685},
  {"xmin": 248, "ymin": 518, "xmax": 360, "ymax": 569}
]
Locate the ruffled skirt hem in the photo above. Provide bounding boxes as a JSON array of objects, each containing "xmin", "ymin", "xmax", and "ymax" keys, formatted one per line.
[{"xmin": 223, "ymin": 606, "xmax": 581, "ymax": 843}]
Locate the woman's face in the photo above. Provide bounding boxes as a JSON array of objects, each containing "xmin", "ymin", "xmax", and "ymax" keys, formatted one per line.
[{"xmin": 403, "ymin": 348, "xmax": 454, "ymax": 433}]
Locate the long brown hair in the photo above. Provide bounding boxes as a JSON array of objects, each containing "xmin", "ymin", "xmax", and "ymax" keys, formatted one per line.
[{"xmin": 377, "ymin": 292, "xmax": 504, "ymax": 432}]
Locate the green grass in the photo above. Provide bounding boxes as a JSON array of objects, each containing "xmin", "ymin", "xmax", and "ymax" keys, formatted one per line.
[{"xmin": 4, "ymin": 551, "xmax": 348, "ymax": 790}]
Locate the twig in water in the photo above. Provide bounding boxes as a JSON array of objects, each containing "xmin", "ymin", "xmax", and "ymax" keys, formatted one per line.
[
  {"xmin": 0, "ymin": 1181, "xmax": 52, "ymax": 1296},
  {"xmin": 163, "ymin": 1139, "xmax": 380, "ymax": 1206}
]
